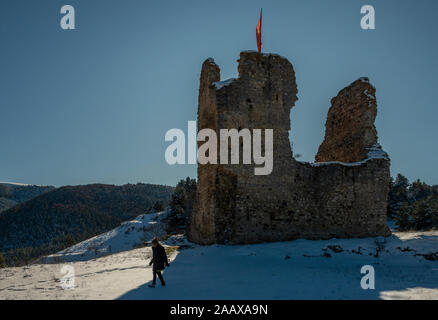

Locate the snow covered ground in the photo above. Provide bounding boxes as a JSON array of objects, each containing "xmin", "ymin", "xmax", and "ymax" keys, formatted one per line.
[
  {"xmin": 1, "ymin": 218, "xmax": 437, "ymax": 300},
  {"xmin": 120, "ymin": 231, "xmax": 438, "ymax": 300},
  {"xmin": 42, "ymin": 210, "xmax": 170, "ymax": 263}
]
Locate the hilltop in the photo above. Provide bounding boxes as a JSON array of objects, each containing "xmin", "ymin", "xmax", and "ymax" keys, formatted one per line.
[{"xmin": 0, "ymin": 183, "xmax": 55, "ymax": 213}]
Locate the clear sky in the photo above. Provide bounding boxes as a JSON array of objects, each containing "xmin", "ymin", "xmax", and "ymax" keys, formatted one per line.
[{"xmin": 1, "ymin": 0, "xmax": 437, "ymax": 187}]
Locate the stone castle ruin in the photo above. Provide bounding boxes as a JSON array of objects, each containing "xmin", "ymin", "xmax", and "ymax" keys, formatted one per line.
[{"xmin": 188, "ymin": 51, "xmax": 391, "ymax": 244}]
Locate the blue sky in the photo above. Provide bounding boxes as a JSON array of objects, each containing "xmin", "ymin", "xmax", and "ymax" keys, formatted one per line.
[{"xmin": 1, "ymin": 0, "xmax": 437, "ymax": 187}]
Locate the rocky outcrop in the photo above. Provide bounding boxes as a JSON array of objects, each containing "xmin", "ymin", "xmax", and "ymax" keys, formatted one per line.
[
  {"xmin": 315, "ymin": 78, "xmax": 378, "ymax": 163},
  {"xmin": 188, "ymin": 51, "xmax": 391, "ymax": 245}
]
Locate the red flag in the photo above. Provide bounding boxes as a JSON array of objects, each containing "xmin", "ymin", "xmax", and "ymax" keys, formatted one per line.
[{"xmin": 256, "ymin": 9, "xmax": 262, "ymax": 52}]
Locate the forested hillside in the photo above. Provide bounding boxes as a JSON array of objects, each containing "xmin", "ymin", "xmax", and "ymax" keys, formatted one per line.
[{"xmin": 0, "ymin": 183, "xmax": 173, "ymax": 266}]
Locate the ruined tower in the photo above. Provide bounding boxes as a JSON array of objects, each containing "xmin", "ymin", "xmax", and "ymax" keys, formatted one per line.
[{"xmin": 188, "ymin": 51, "xmax": 391, "ymax": 244}]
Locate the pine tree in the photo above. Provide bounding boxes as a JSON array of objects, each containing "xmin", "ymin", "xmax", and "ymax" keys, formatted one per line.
[
  {"xmin": 394, "ymin": 174, "xmax": 409, "ymax": 202},
  {"xmin": 0, "ymin": 252, "xmax": 6, "ymax": 268},
  {"xmin": 395, "ymin": 195, "xmax": 438, "ymax": 231},
  {"xmin": 168, "ymin": 177, "xmax": 197, "ymax": 232},
  {"xmin": 410, "ymin": 196, "xmax": 438, "ymax": 230},
  {"xmin": 152, "ymin": 200, "xmax": 165, "ymax": 213},
  {"xmin": 395, "ymin": 203, "xmax": 412, "ymax": 231},
  {"xmin": 409, "ymin": 179, "xmax": 432, "ymax": 202},
  {"xmin": 388, "ymin": 174, "xmax": 410, "ymax": 218}
]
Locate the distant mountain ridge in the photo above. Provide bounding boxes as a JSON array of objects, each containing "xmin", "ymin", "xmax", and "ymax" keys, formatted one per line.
[
  {"xmin": 0, "ymin": 183, "xmax": 55, "ymax": 213},
  {"xmin": 0, "ymin": 183, "xmax": 174, "ymax": 266}
]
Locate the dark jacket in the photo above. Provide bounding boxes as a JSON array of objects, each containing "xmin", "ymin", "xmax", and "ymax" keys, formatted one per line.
[{"xmin": 149, "ymin": 244, "xmax": 169, "ymax": 270}]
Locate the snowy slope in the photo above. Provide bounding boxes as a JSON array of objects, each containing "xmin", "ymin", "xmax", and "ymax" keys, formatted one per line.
[
  {"xmin": 1, "ymin": 220, "xmax": 437, "ymax": 300},
  {"xmin": 120, "ymin": 231, "xmax": 438, "ymax": 300},
  {"xmin": 43, "ymin": 210, "xmax": 170, "ymax": 263}
]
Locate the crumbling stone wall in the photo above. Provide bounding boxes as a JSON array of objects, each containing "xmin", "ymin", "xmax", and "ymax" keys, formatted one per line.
[
  {"xmin": 315, "ymin": 77, "xmax": 378, "ymax": 163},
  {"xmin": 188, "ymin": 51, "xmax": 391, "ymax": 245}
]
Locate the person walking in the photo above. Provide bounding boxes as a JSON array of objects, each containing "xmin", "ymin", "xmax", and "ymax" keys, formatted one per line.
[{"xmin": 148, "ymin": 238, "xmax": 169, "ymax": 287}]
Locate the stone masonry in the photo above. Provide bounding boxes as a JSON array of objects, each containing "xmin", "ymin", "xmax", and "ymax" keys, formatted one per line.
[
  {"xmin": 188, "ymin": 51, "xmax": 391, "ymax": 244},
  {"xmin": 315, "ymin": 77, "xmax": 379, "ymax": 163}
]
